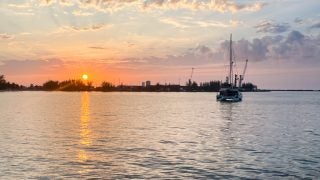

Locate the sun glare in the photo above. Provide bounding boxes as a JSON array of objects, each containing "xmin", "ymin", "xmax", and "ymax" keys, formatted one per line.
[{"xmin": 82, "ymin": 74, "xmax": 88, "ymax": 80}]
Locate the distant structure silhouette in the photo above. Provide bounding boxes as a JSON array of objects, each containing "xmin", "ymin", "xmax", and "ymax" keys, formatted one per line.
[{"xmin": 0, "ymin": 74, "xmax": 259, "ymax": 92}]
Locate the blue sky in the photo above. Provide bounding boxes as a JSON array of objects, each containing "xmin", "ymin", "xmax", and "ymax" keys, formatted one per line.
[{"xmin": 0, "ymin": 0, "xmax": 320, "ymax": 89}]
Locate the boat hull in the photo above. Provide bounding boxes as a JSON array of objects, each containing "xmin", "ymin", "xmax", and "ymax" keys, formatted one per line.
[
  {"xmin": 216, "ymin": 88, "xmax": 242, "ymax": 102},
  {"xmin": 216, "ymin": 96, "xmax": 242, "ymax": 102}
]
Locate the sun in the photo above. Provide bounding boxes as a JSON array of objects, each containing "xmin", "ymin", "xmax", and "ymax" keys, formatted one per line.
[{"xmin": 82, "ymin": 74, "xmax": 88, "ymax": 80}]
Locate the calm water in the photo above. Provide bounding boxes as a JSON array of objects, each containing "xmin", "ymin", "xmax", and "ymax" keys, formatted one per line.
[{"xmin": 0, "ymin": 91, "xmax": 320, "ymax": 179}]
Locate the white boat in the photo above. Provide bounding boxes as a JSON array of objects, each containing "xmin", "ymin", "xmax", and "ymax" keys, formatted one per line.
[{"xmin": 217, "ymin": 34, "xmax": 247, "ymax": 102}]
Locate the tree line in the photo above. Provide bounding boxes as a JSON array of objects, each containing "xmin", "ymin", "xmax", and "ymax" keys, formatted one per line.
[
  {"xmin": 0, "ymin": 74, "xmax": 258, "ymax": 92},
  {"xmin": 0, "ymin": 75, "xmax": 25, "ymax": 90}
]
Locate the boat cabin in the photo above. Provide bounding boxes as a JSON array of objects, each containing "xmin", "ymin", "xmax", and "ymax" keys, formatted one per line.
[
  {"xmin": 218, "ymin": 88, "xmax": 240, "ymax": 96},
  {"xmin": 217, "ymin": 88, "xmax": 242, "ymax": 102}
]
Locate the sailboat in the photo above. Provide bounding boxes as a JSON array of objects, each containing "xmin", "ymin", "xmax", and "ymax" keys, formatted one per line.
[{"xmin": 216, "ymin": 34, "xmax": 246, "ymax": 102}]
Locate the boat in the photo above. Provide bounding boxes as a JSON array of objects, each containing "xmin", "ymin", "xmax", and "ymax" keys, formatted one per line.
[
  {"xmin": 216, "ymin": 34, "xmax": 247, "ymax": 102},
  {"xmin": 217, "ymin": 88, "xmax": 242, "ymax": 102}
]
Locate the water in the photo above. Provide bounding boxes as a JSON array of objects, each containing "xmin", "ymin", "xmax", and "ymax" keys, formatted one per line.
[{"xmin": 0, "ymin": 91, "xmax": 319, "ymax": 179}]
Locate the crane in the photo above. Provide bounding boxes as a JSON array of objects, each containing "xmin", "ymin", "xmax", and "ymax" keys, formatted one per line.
[
  {"xmin": 188, "ymin": 67, "xmax": 194, "ymax": 86},
  {"xmin": 190, "ymin": 67, "xmax": 194, "ymax": 81},
  {"xmin": 239, "ymin": 59, "xmax": 248, "ymax": 88}
]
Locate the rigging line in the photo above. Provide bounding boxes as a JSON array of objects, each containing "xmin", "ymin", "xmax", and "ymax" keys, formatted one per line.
[
  {"xmin": 223, "ymin": 39, "xmax": 229, "ymax": 80},
  {"xmin": 232, "ymin": 42, "xmax": 239, "ymax": 76}
]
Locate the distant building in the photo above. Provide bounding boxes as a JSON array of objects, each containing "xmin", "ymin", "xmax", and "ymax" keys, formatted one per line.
[
  {"xmin": 142, "ymin": 82, "xmax": 146, "ymax": 87},
  {"xmin": 146, "ymin": 81, "xmax": 151, "ymax": 87}
]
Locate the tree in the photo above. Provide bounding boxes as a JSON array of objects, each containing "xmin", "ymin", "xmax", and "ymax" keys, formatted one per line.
[
  {"xmin": 0, "ymin": 75, "xmax": 24, "ymax": 90},
  {"xmin": 0, "ymin": 75, "xmax": 5, "ymax": 84},
  {"xmin": 101, "ymin": 81, "xmax": 114, "ymax": 91},
  {"xmin": 59, "ymin": 79, "xmax": 87, "ymax": 91},
  {"xmin": 242, "ymin": 82, "xmax": 257, "ymax": 91},
  {"xmin": 43, "ymin": 80, "xmax": 59, "ymax": 90},
  {"xmin": 200, "ymin": 80, "xmax": 221, "ymax": 92},
  {"xmin": 0, "ymin": 75, "xmax": 6, "ymax": 90},
  {"xmin": 186, "ymin": 80, "xmax": 198, "ymax": 91}
]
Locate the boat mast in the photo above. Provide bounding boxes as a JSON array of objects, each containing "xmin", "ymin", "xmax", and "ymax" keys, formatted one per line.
[{"xmin": 229, "ymin": 34, "xmax": 233, "ymax": 87}]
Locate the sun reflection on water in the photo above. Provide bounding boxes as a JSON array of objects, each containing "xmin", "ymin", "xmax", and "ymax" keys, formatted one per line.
[
  {"xmin": 79, "ymin": 92, "xmax": 91, "ymax": 162},
  {"xmin": 78, "ymin": 149, "xmax": 88, "ymax": 161}
]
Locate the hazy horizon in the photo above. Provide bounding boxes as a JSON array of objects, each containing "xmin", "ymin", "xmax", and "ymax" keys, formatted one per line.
[{"xmin": 1, "ymin": 0, "xmax": 320, "ymax": 89}]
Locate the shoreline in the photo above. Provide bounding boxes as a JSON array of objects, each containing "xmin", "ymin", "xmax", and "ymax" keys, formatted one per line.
[{"xmin": 1, "ymin": 89, "xmax": 319, "ymax": 92}]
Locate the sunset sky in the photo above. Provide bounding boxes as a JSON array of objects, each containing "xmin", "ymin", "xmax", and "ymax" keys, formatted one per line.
[{"xmin": 0, "ymin": 0, "xmax": 319, "ymax": 89}]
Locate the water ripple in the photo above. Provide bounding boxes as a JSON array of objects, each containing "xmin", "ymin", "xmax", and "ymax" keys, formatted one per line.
[{"xmin": 0, "ymin": 92, "xmax": 320, "ymax": 179}]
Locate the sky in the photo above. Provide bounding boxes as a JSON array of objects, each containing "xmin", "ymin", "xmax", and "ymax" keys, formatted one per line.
[{"xmin": 0, "ymin": 0, "xmax": 319, "ymax": 89}]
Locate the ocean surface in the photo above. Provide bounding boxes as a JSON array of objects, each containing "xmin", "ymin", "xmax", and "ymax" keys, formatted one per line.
[{"xmin": 0, "ymin": 91, "xmax": 319, "ymax": 179}]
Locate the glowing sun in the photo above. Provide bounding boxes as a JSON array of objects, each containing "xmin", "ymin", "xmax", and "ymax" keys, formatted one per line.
[{"xmin": 82, "ymin": 74, "xmax": 88, "ymax": 80}]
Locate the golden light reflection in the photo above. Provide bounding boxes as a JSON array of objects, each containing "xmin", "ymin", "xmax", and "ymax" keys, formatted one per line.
[
  {"xmin": 78, "ymin": 92, "xmax": 91, "ymax": 162},
  {"xmin": 78, "ymin": 150, "xmax": 88, "ymax": 162}
]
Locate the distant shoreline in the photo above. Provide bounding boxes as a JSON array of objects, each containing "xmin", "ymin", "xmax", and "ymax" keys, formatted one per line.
[
  {"xmin": 1, "ymin": 89, "xmax": 319, "ymax": 92},
  {"xmin": 1, "ymin": 74, "xmax": 319, "ymax": 93},
  {"xmin": 268, "ymin": 89, "xmax": 320, "ymax": 92}
]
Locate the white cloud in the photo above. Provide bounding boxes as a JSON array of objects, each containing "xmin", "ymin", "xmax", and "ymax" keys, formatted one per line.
[
  {"xmin": 229, "ymin": 19, "xmax": 243, "ymax": 27},
  {"xmin": 254, "ymin": 20, "xmax": 290, "ymax": 34},
  {"xmin": 40, "ymin": 0, "xmax": 266, "ymax": 13},
  {"xmin": 195, "ymin": 20, "xmax": 229, "ymax": 28},
  {"xmin": 143, "ymin": 0, "xmax": 265, "ymax": 12},
  {"xmin": 7, "ymin": 3, "xmax": 32, "ymax": 9},
  {"xmin": 310, "ymin": 22, "xmax": 320, "ymax": 29},
  {"xmin": 53, "ymin": 23, "xmax": 113, "ymax": 33},
  {"xmin": 159, "ymin": 17, "xmax": 236, "ymax": 28},
  {"xmin": 72, "ymin": 10, "xmax": 94, "ymax": 16},
  {"xmin": 5, "ymin": 2, "xmax": 35, "ymax": 16},
  {"xmin": 229, "ymin": 31, "xmax": 320, "ymax": 63},
  {"xmin": 294, "ymin": 17, "xmax": 303, "ymax": 24},
  {"xmin": 119, "ymin": 31, "xmax": 320, "ymax": 67},
  {"xmin": 159, "ymin": 18, "xmax": 189, "ymax": 28}
]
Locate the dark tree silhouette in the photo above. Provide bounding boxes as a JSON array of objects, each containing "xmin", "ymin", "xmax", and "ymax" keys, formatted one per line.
[
  {"xmin": 0, "ymin": 75, "xmax": 24, "ymax": 90},
  {"xmin": 200, "ymin": 81, "xmax": 221, "ymax": 92},
  {"xmin": 100, "ymin": 81, "xmax": 114, "ymax": 91},
  {"xmin": 0, "ymin": 74, "xmax": 259, "ymax": 92},
  {"xmin": 58, "ymin": 80, "xmax": 89, "ymax": 91},
  {"xmin": 186, "ymin": 80, "xmax": 198, "ymax": 91},
  {"xmin": 0, "ymin": 75, "xmax": 6, "ymax": 90},
  {"xmin": 242, "ymin": 82, "xmax": 257, "ymax": 91},
  {"xmin": 43, "ymin": 80, "xmax": 59, "ymax": 90}
]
